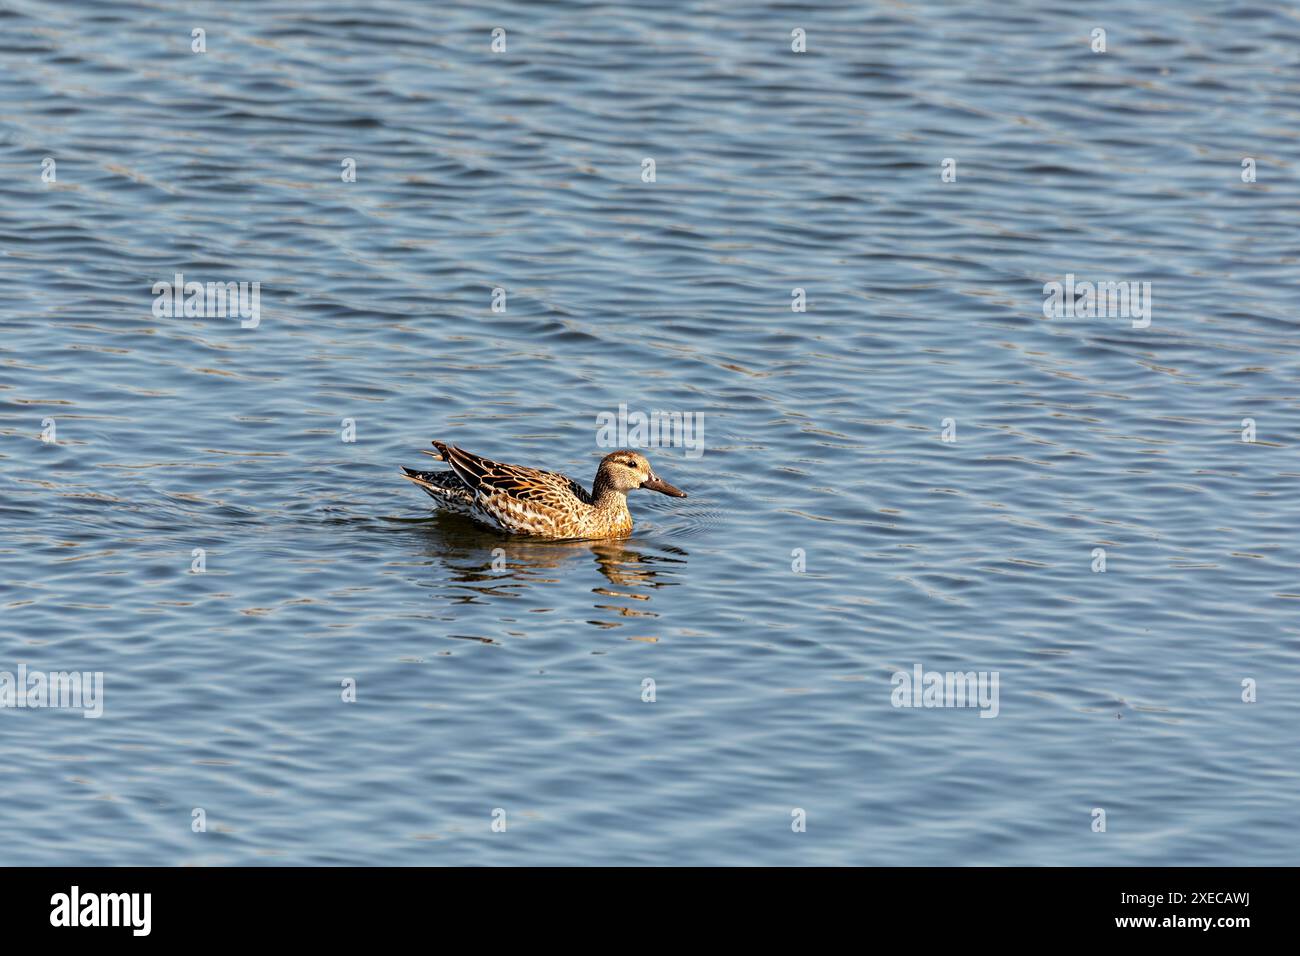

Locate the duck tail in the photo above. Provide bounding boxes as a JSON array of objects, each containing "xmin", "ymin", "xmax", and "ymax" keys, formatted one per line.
[
  {"xmin": 400, "ymin": 466, "xmax": 475, "ymax": 512},
  {"xmin": 400, "ymin": 466, "xmax": 438, "ymax": 488}
]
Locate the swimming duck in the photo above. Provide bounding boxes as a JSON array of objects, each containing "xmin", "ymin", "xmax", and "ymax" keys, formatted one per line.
[{"xmin": 402, "ymin": 441, "xmax": 686, "ymax": 539}]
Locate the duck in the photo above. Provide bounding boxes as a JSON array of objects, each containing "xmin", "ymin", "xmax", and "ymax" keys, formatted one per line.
[{"xmin": 402, "ymin": 441, "xmax": 686, "ymax": 539}]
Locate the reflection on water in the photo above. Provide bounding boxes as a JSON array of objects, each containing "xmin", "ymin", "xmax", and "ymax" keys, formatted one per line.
[{"xmin": 400, "ymin": 511, "xmax": 687, "ymax": 631}]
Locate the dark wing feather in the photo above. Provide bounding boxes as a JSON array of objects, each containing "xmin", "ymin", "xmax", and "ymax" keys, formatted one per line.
[
  {"xmin": 434, "ymin": 442, "xmax": 492, "ymax": 490},
  {"xmin": 431, "ymin": 441, "xmax": 593, "ymax": 508},
  {"xmin": 488, "ymin": 471, "xmax": 593, "ymax": 506}
]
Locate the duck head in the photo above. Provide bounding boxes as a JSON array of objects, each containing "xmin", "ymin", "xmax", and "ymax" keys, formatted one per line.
[{"xmin": 595, "ymin": 450, "xmax": 687, "ymax": 497}]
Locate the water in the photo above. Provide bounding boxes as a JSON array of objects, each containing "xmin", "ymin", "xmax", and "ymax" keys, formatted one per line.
[{"xmin": 1, "ymin": 0, "xmax": 1298, "ymax": 865}]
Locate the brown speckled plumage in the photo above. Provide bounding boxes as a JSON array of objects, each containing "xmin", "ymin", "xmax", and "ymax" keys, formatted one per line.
[{"xmin": 402, "ymin": 441, "xmax": 686, "ymax": 539}]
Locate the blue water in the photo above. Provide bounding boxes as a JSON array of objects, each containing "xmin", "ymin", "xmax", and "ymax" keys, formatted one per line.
[{"xmin": 2, "ymin": 0, "xmax": 1298, "ymax": 865}]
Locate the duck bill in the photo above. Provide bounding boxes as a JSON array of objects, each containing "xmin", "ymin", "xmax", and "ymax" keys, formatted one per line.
[{"xmin": 642, "ymin": 474, "xmax": 687, "ymax": 498}]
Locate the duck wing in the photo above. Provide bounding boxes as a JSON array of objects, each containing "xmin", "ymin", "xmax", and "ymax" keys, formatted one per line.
[{"xmin": 429, "ymin": 441, "xmax": 593, "ymax": 510}]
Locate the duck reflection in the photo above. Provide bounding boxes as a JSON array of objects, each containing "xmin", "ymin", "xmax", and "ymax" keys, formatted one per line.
[{"xmin": 399, "ymin": 510, "xmax": 687, "ymax": 632}]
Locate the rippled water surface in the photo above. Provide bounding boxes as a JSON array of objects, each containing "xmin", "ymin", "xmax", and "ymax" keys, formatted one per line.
[{"xmin": 2, "ymin": 0, "xmax": 1299, "ymax": 865}]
